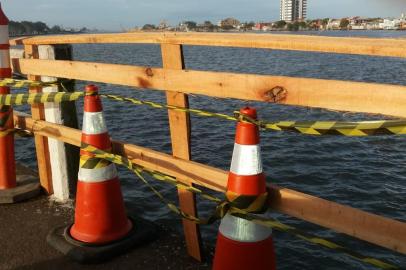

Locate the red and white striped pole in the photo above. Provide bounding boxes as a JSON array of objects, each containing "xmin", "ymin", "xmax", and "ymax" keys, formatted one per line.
[
  {"xmin": 0, "ymin": 2, "xmax": 16, "ymax": 190},
  {"xmin": 213, "ymin": 107, "xmax": 276, "ymax": 270}
]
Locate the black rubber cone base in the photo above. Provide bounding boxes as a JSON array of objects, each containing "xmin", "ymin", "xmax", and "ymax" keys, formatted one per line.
[
  {"xmin": 47, "ymin": 217, "xmax": 158, "ymax": 264},
  {"xmin": 0, "ymin": 172, "xmax": 41, "ymax": 204}
]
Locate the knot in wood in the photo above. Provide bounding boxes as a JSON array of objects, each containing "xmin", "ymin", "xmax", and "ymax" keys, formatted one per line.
[
  {"xmin": 264, "ymin": 86, "xmax": 287, "ymax": 102},
  {"xmin": 145, "ymin": 68, "xmax": 154, "ymax": 77}
]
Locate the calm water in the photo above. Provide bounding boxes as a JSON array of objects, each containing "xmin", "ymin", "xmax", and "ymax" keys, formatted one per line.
[{"xmin": 15, "ymin": 31, "xmax": 406, "ymax": 269}]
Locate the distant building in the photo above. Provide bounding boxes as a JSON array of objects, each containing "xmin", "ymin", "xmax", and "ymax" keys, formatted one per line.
[
  {"xmin": 253, "ymin": 22, "xmax": 272, "ymax": 31},
  {"xmin": 379, "ymin": 18, "xmax": 401, "ymax": 30},
  {"xmin": 326, "ymin": 19, "xmax": 341, "ymax": 30},
  {"xmin": 280, "ymin": 0, "xmax": 307, "ymax": 22}
]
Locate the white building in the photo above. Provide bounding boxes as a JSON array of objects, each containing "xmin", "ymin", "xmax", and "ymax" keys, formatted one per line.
[
  {"xmin": 379, "ymin": 18, "xmax": 401, "ymax": 30},
  {"xmin": 280, "ymin": 0, "xmax": 307, "ymax": 22}
]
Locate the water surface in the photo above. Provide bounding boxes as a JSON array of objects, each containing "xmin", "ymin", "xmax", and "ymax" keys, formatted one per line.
[{"xmin": 15, "ymin": 30, "xmax": 406, "ymax": 269}]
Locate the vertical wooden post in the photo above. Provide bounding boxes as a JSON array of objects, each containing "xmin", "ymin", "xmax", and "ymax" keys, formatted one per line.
[
  {"xmin": 38, "ymin": 45, "xmax": 79, "ymax": 201},
  {"xmin": 161, "ymin": 43, "xmax": 203, "ymax": 261},
  {"xmin": 24, "ymin": 44, "xmax": 53, "ymax": 194}
]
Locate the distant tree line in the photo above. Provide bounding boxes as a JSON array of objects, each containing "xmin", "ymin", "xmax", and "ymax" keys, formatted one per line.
[
  {"xmin": 9, "ymin": 20, "xmax": 89, "ymax": 36},
  {"xmin": 141, "ymin": 19, "xmax": 327, "ymax": 32}
]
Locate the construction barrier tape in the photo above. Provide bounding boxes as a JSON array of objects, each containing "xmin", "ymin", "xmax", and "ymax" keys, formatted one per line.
[
  {"xmin": 235, "ymin": 112, "xmax": 406, "ymax": 137},
  {"xmin": 0, "ymin": 84, "xmax": 406, "ymax": 137},
  {"xmin": 80, "ymin": 142, "xmax": 399, "ymax": 270},
  {"xmin": 226, "ymin": 190, "xmax": 268, "ymax": 213},
  {"xmin": 0, "ymin": 91, "xmax": 83, "ymax": 106},
  {"xmin": 80, "ymin": 143, "xmax": 229, "ymax": 225},
  {"xmin": 100, "ymin": 93, "xmax": 406, "ymax": 137},
  {"xmin": 0, "ymin": 78, "xmax": 72, "ymax": 88}
]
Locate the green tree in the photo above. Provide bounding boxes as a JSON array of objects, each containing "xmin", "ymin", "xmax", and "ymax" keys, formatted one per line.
[
  {"xmin": 50, "ymin": 25, "xmax": 63, "ymax": 33},
  {"xmin": 221, "ymin": 25, "xmax": 234, "ymax": 30},
  {"xmin": 204, "ymin": 21, "xmax": 213, "ymax": 26},
  {"xmin": 184, "ymin": 21, "xmax": 197, "ymax": 29},
  {"xmin": 274, "ymin": 20, "xmax": 287, "ymax": 29},
  {"xmin": 298, "ymin": 21, "xmax": 307, "ymax": 29},
  {"xmin": 340, "ymin": 19, "xmax": 350, "ymax": 29},
  {"xmin": 9, "ymin": 21, "xmax": 25, "ymax": 35},
  {"xmin": 21, "ymin": 21, "xmax": 34, "ymax": 34},
  {"xmin": 243, "ymin": 21, "xmax": 255, "ymax": 30},
  {"xmin": 287, "ymin": 22, "xmax": 300, "ymax": 31},
  {"xmin": 142, "ymin": 24, "xmax": 156, "ymax": 30},
  {"xmin": 32, "ymin": 21, "xmax": 49, "ymax": 33}
]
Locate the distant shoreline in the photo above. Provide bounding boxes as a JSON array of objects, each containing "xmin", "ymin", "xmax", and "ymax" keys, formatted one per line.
[{"xmin": 129, "ymin": 29, "xmax": 406, "ymax": 33}]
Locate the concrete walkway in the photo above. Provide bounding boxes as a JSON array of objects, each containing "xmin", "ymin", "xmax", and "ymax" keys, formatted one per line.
[{"xmin": 0, "ymin": 166, "xmax": 212, "ymax": 270}]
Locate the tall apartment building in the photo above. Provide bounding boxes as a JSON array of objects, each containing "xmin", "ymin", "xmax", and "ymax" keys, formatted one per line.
[{"xmin": 280, "ymin": 0, "xmax": 307, "ymax": 22}]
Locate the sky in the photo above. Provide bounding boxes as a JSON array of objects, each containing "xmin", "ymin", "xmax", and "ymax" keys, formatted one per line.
[{"xmin": 2, "ymin": 0, "xmax": 406, "ymax": 31}]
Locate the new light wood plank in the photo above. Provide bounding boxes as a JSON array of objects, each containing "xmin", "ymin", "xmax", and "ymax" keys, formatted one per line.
[
  {"xmin": 24, "ymin": 45, "xmax": 53, "ymax": 194},
  {"xmin": 16, "ymin": 58, "xmax": 406, "ymax": 117},
  {"xmin": 13, "ymin": 112, "xmax": 406, "ymax": 255},
  {"xmin": 161, "ymin": 44, "xmax": 203, "ymax": 261},
  {"xmin": 10, "ymin": 32, "xmax": 406, "ymax": 58}
]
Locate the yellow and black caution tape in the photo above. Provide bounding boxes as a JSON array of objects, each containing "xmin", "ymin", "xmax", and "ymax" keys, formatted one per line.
[
  {"xmin": 81, "ymin": 142, "xmax": 400, "ymax": 270},
  {"xmin": 1, "ymin": 79, "xmax": 406, "ymax": 137},
  {"xmin": 101, "ymin": 93, "xmax": 406, "ymax": 137},
  {"xmin": 0, "ymin": 91, "xmax": 83, "ymax": 106},
  {"xmin": 0, "ymin": 78, "xmax": 75, "ymax": 88},
  {"xmin": 80, "ymin": 143, "xmax": 229, "ymax": 225},
  {"xmin": 235, "ymin": 112, "xmax": 406, "ymax": 137},
  {"xmin": 226, "ymin": 190, "xmax": 268, "ymax": 213},
  {"xmin": 0, "ymin": 78, "xmax": 61, "ymax": 88},
  {"xmin": 79, "ymin": 154, "xmax": 111, "ymax": 169}
]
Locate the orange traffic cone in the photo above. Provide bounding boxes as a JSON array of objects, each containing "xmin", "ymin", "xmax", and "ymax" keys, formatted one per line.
[
  {"xmin": 213, "ymin": 107, "xmax": 276, "ymax": 270},
  {"xmin": 47, "ymin": 85, "xmax": 155, "ymax": 263},
  {"xmin": 70, "ymin": 84, "xmax": 131, "ymax": 243},
  {"xmin": 0, "ymin": 2, "xmax": 40, "ymax": 203}
]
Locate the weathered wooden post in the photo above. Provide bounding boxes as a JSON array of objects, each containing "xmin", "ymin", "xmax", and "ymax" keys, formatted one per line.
[
  {"xmin": 161, "ymin": 43, "xmax": 203, "ymax": 261},
  {"xmin": 38, "ymin": 45, "xmax": 79, "ymax": 201},
  {"xmin": 24, "ymin": 44, "xmax": 53, "ymax": 193}
]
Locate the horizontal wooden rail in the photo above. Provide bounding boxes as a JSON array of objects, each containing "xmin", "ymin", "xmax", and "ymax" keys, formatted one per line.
[
  {"xmin": 13, "ymin": 112, "xmax": 406, "ymax": 255},
  {"xmin": 10, "ymin": 32, "xmax": 406, "ymax": 58},
  {"xmin": 15, "ymin": 58, "xmax": 406, "ymax": 118}
]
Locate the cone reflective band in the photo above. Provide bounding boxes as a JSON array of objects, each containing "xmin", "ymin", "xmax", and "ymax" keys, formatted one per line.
[
  {"xmin": 70, "ymin": 85, "xmax": 132, "ymax": 244},
  {"xmin": 213, "ymin": 107, "xmax": 276, "ymax": 270},
  {"xmin": 0, "ymin": 3, "xmax": 15, "ymax": 190},
  {"xmin": 0, "ymin": 3, "xmax": 10, "ymax": 78}
]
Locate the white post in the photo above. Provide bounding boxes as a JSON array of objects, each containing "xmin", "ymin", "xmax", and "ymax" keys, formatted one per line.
[{"xmin": 38, "ymin": 45, "xmax": 70, "ymax": 202}]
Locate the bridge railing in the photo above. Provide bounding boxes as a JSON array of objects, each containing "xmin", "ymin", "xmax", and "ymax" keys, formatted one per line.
[{"xmin": 9, "ymin": 32, "xmax": 406, "ymax": 261}]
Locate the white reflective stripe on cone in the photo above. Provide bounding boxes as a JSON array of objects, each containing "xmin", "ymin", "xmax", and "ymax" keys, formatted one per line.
[
  {"xmin": 0, "ymin": 50, "xmax": 10, "ymax": 68},
  {"xmin": 78, "ymin": 163, "xmax": 118, "ymax": 183},
  {"xmin": 230, "ymin": 143, "xmax": 263, "ymax": 176},
  {"xmin": 219, "ymin": 213, "xmax": 272, "ymax": 242},
  {"xmin": 0, "ymin": 25, "xmax": 8, "ymax": 44},
  {"xmin": 82, "ymin": 111, "xmax": 108, "ymax": 134}
]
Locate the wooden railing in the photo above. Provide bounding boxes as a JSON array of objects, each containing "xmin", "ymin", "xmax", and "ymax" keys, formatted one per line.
[{"xmin": 10, "ymin": 32, "xmax": 406, "ymax": 261}]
